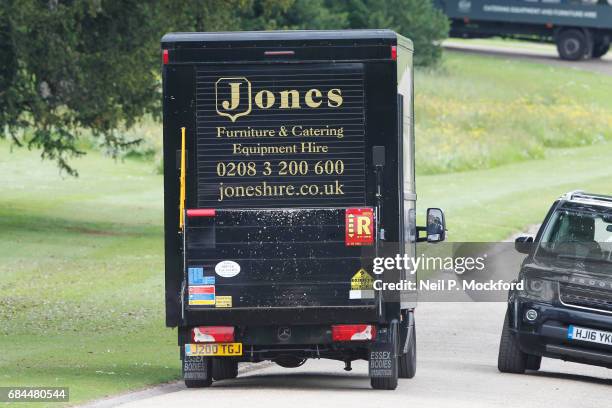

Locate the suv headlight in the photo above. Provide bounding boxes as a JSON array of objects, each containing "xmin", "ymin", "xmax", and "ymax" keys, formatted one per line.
[{"xmin": 521, "ymin": 278, "xmax": 556, "ymax": 302}]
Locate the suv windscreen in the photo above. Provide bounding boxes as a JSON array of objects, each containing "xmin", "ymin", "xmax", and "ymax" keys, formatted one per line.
[{"xmin": 536, "ymin": 202, "xmax": 612, "ymax": 267}]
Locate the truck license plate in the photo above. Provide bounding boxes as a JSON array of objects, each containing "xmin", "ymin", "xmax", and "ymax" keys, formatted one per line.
[
  {"xmin": 568, "ymin": 325, "xmax": 612, "ymax": 347},
  {"xmin": 185, "ymin": 343, "xmax": 243, "ymax": 356}
]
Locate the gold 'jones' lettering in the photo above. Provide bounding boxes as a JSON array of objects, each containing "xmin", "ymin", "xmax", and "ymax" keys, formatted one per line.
[
  {"xmin": 254, "ymin": 90, "xmax": 275, "ymax": 109},
  {"xmin": 251, "ymin": 88, "xmax": 343, "ymax": 109}
]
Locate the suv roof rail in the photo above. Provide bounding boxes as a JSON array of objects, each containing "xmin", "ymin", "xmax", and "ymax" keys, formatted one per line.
[
  {"xmin": 562, "ymin": 191, "xmax": 612, "ymax": 203},
  {"xmin": 560, "ymin": 190, "xmax": 584, "ymax": 201}
]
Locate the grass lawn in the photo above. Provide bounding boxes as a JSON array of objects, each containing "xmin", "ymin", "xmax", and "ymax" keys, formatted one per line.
[
  {"xmin": 0, "ymin": 144, "xmax": 178, "ymax": 407},
  {"xmin": 1, "ymin": 51, "xmax": 611, "ymax": 406},
  {"xmin": 3, "ymin": 143, "xmax": 612, "ymax": 406},
  {"xmin": 417, "ymin": 143, "xmax": 612, "ymax": 241},
  {"xmin": 415, "ymin": 52, "xmax": 612, "ymax": 174}
]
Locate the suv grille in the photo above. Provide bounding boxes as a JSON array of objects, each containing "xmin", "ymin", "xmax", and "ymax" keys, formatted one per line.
[{"xmin": 559, "ymin": 283, "xmax": 612, "ymax": 314}]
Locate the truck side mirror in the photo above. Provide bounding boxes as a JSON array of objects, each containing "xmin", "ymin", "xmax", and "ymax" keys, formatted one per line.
[
  {"xmin": 515, "ymin": 236, "xmax": 533, "ymax": 254},
  {"xmin": 426, "ymin": 208, "xmax": 446, "ymax": 243}
]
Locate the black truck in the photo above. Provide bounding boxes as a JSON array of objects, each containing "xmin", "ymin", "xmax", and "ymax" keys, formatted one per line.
[
  {"xmin": 499, "ymin": 191, "xmax": 612, "ymax": 373},
  {"xmin": 436, "ymin": 0, "xmax": 612, "ymax": 60},
  {"xmin": 161, "ymin": 29, "xmax": 446, "ymax": 390}
]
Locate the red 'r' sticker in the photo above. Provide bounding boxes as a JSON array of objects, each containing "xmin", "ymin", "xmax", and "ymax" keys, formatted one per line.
[{"xmin": 345, "ymin": 208, "xmax": 374, "ymax": 246}]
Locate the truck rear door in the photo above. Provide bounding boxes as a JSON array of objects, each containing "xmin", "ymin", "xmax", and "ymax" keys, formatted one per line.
[{"xmin": 162, "ymin": 31, "xmax": 401, "ymax": 327}]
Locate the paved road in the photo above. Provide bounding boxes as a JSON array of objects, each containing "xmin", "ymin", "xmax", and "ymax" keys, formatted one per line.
[
  {"xmin": 86, "ymin": 302, "xmax": 611, "ymax": 408},
  {"xmin": 443, "ymin": 40, "xmax": 612, "ymax": 76}
]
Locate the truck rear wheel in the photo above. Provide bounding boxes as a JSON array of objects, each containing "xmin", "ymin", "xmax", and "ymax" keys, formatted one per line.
[
  {"xmin": 184, "ymin": 378, "xmax": 212, "ymax": 388},
  {"xmin": 556, "ymin": 29, "xmax": 590, "ymax": 61},
  {"xmin": 370, "ymin": 368, "xmax": 398, "ymax": 390},
  {"xmin": 497, "ymin": 312, "xmax": 527, "ymax": 374},
  {"xmin": 212, "ymin": 358, "xmax": 238, "ymax": 380},
  {"xmin": 592, "ymin": 42, "xmax": 610, "ymax": 59},
  {"xmin": 398, "ymin": 328, "xmax": 416, "ymax": 379}
]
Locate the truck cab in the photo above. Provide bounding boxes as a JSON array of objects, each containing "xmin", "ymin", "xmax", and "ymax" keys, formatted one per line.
[{"xmin": 161, "ymin": 29, "xmax": 446, "ymax": 390}]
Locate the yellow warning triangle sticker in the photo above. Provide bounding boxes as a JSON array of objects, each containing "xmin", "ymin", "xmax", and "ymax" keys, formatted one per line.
[{"xmin": 350, "ymin": 268, "xmax": 374, "ymax": 290}]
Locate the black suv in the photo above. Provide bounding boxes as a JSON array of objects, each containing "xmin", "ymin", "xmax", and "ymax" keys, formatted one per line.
[{"xmin": 499, "ymin": 191, "xmax": 612, "ymax": 373}]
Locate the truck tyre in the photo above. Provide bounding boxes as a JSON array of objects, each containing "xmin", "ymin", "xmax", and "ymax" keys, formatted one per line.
[
  {"xmin": 592, "ymin": 42, "xmax": 610, "ymax": 59},
  {"xmin": 497, "ymin": 312, "xmax": 527, "ymax": 374},
  {"xmin": 556, "ymin": 29, "xmax": 589, "ymax": 61},
  {"xmin": 370, "ymin": 367, "xmax": 399, "ymax": 390},
  {"xmin": 212, "ymin": 358, "xmax": 238, "ymax": 380},
  {"xmin": 184, "ymin": 378, "xmax": 212, "ymax": 388},
  {"xmin": 526, "ymin": 354, "xmax": 542, "ymax": 371},
  {"xmin": 398, "ymin": 328, "xmax": 416, "ymax": 379}
]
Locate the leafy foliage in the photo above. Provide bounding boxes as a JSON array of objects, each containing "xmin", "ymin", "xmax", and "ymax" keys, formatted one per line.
[
  {"xmin": 0, "ymin": 0, "xmax": 447, "ymax": 173},
  {"xmin": 1, "ymin": 1, "xmax": 166, "ymax": 174},
  {"xmin": 341, "ymin": 0, "xmax": 449, "ymax": 66}
]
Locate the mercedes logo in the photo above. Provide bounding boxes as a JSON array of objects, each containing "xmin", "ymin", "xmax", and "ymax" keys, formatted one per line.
[{"xmin": 277, "ymin": 326, "xmax": 291, "ymax": 341}]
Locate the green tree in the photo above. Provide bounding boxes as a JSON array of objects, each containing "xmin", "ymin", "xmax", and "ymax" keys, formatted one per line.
[
  {"xmin": 341, "ymin": 0, "xmax": 449, "ymax": 66},
  {"xmin": 0, "ymin": 0, "xmax": 248, "ymax": 175},
  {"xmin": 273, "ymin": 0, "xmax": 349, "ymax": 30},
  {"xmin": 0, "ymin": 0, "xmax": 446, "ymax": 173}
]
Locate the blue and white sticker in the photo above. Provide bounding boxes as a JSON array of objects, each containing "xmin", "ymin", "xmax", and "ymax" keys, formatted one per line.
[
  {"xmin": 188, "ymin": 267, "xmax": 216, "ymax": 285},
  {"xmin": 188, "ymin": 267, "xmax": 204, "ymax": 285}
]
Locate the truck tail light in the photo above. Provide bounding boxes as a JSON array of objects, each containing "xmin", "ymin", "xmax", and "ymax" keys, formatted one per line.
[
  {"xmin": 162, "ymin": 49, "xmax": 169, "ymax": 64},
  {"xmin": 332, "ymin": 324, "xmax": 376, "ymax": 342},
  {"xmin": 192, "ymin": 326, "xmax": 235, "ymax": 343},
  {"xmin": 391, "ymin": 45, "xmax": 397, "ymax": 61}
]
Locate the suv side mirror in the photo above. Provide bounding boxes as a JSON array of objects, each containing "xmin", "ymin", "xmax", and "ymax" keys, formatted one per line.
[
  {"xmin": 515, "ymin": 236, "xmax": 534, "ymax": 254},
  {"xmin": 426, "ymin": 208, "xmax": 446, "ymax": 243}
]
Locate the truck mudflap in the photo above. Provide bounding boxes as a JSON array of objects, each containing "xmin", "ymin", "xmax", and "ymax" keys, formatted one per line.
[
  {"xmin": 368, "ymin": 319, "xmax": 400, "ymax": 390},
  {"xmin": 369, "ymin": 319, "xmax": 399, "ymax": 379},
  {"xmin": 182, "ymin": 355, "xmax": 211, "ymax": 382},
  {"xmin": 182, "ymin": 208, "xmax": 378, "ymax": 314}
]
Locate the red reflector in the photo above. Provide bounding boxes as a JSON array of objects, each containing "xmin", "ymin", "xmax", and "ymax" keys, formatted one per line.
[
  {"xmin": 187, "ymin": 209, "xmax": 216, "ymax": 217},
  {"xmin": 192, "ymin": 326, "xmax": 235, "ymax": 343},
  {"xmin": 390, "ymin": 45, "xmax": 397, "ymax": 61},
  {"xmin": 162, "ymin": 49, "xmax": 169, "ymax": 64},
  {"xmin": 332, "ymin": 325, "xmax": 376, "ymax": 342}
]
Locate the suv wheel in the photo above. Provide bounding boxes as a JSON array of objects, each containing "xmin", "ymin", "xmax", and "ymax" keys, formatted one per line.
[
  {"xmin": 556, "ymin": 29, "xmax": 590, "ymax": 61},
  {"xmin": 526, "ymin": 354, "xmax": 542, "ymax": 371},
  {"xmin": 498, "ymin": 312, "xmax": 527, "ymax": 374}
]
